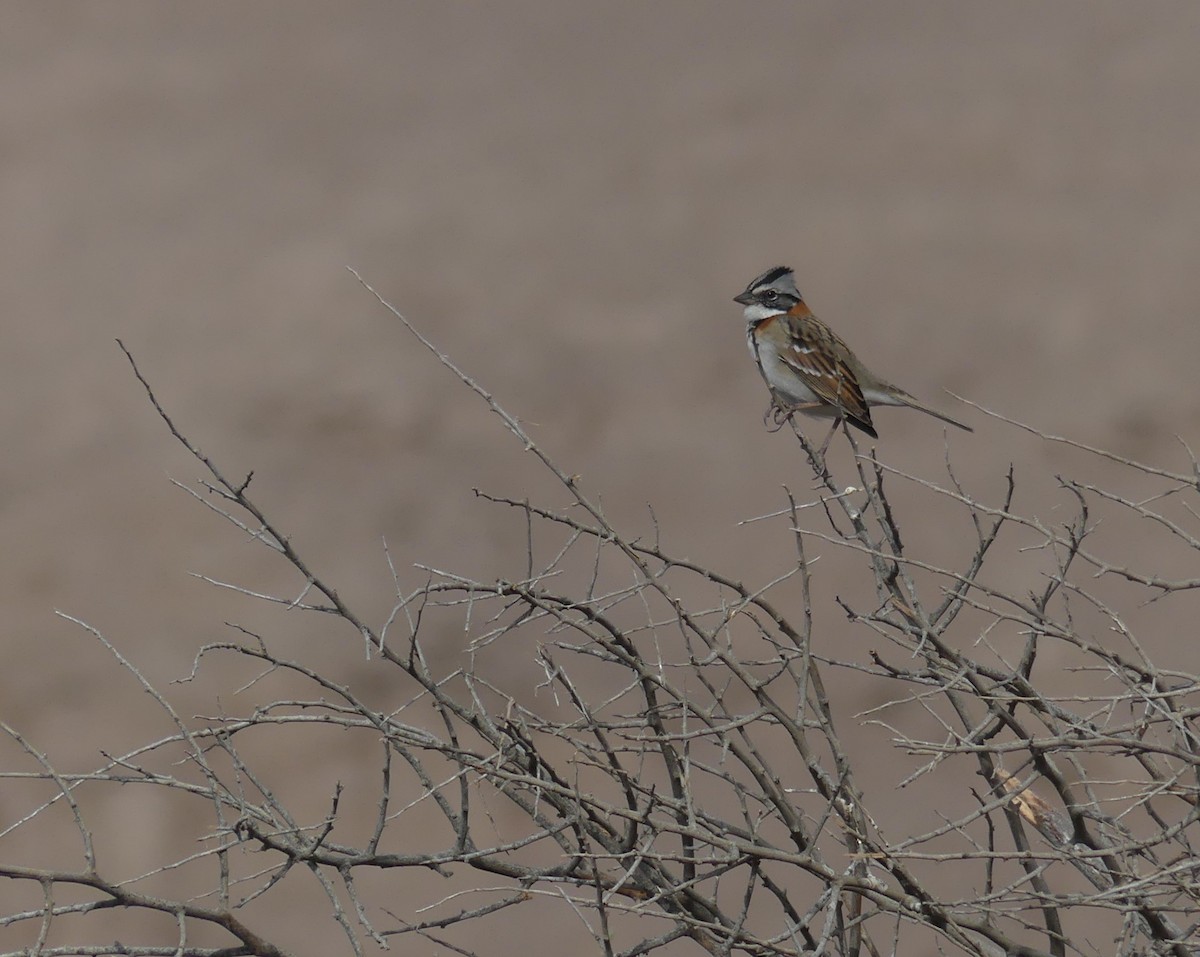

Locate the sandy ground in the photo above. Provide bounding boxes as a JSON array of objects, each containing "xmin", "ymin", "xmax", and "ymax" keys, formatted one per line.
[{"xmin": 3, "ymin": 3, "xmax": 1200, "ymax": 953}]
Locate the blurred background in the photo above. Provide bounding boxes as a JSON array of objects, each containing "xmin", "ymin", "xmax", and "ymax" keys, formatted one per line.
[{"xmin": 3, "ymin": 2, "xmax": 1200, "ymax": 952}]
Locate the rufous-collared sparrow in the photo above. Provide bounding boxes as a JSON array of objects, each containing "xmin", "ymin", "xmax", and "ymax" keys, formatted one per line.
[{"xmin": 735, "ymin": 266, "xmax": 972, "ymax": 439}]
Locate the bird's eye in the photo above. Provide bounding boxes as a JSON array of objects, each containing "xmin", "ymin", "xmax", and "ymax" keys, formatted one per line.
[{"xmin": 763, "ymin": 290, "xmax": 778, "ymax": 302}]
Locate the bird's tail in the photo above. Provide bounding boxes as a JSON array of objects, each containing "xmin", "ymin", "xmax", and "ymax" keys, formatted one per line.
[{"xmin": 895, "ymin": 394, "xmax": 973, "ymax": 432}]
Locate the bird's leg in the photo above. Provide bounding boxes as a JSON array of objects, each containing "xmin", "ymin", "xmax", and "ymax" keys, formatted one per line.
[
  {"xmin": 764, "ymin": 401, "xmax": 826, "ymax": 433},
  {"xmin": 816, "ymin": 417, "xmax": 841, "ymax": 456}
]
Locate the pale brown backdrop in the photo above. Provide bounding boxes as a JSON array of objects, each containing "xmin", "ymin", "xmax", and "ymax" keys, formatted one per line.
[{"xmin": 3, "ymin": 2, "xmax": 1200, "ymax": 953}]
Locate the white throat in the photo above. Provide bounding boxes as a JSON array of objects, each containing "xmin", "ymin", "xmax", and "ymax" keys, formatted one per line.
[{"xmin": 741, "ymin": 302, "xmax": 785, "ymax": 324}]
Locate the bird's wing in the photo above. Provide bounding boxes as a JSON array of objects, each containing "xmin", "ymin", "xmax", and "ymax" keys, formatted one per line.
[{"xmin": 776, "ymin": 313, "xmax": 876, "ymax": 434}]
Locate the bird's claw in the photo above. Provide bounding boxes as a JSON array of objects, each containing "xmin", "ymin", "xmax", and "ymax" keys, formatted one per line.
[{"xmin": 763, "ymin": 403, "xmax": 795, "ymax": 432}]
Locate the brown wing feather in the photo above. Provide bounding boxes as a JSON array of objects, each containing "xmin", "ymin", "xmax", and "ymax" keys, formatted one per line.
[{"xmin": 776, "ymin": 313, "xmax": 877, "ymax": 436}]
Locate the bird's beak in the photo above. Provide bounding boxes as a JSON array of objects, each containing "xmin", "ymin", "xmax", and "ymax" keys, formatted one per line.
[{"xmin": 733, "ymin": 291, "xmax": 755, "ymax": 305}]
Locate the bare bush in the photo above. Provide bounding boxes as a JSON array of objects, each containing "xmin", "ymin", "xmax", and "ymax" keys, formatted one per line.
[{"xmin": 3, "ymin": 277, "xmax": 1198, "ymax": 957}]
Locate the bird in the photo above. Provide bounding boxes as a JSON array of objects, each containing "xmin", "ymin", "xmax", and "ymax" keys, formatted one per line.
[{"xmin": 735, "ymin": 266, "xmax": 972, "ymax": 442}]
